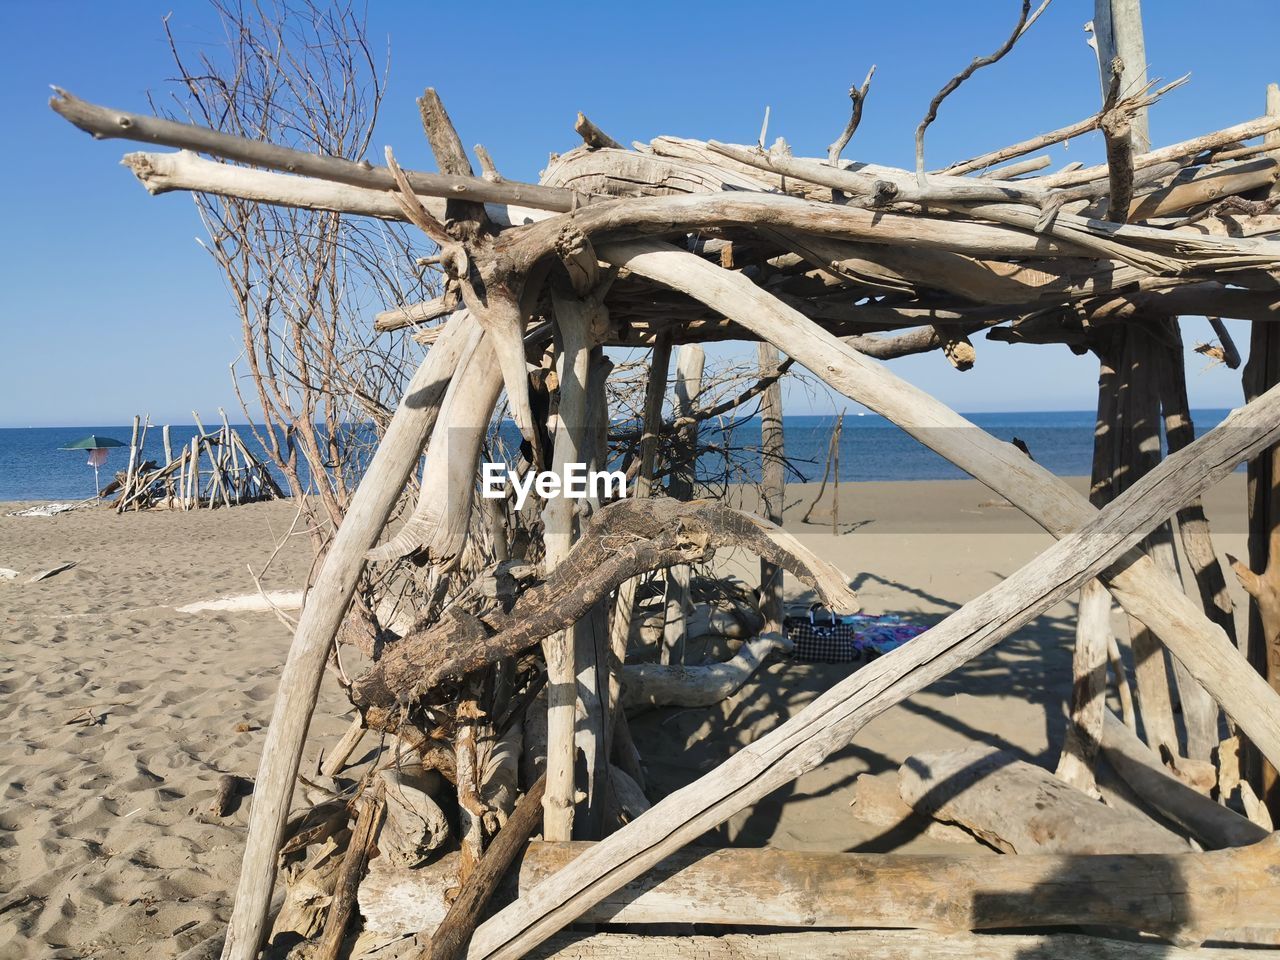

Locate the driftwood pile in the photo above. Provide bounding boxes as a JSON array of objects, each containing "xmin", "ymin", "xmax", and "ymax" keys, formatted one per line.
[
  {"xmin": 107, "ymin": 411, "xmax": 282, "ymax": 512},
  {"xmin": 51, "ymin": 1, "xmax": 1280, "ymax": 957}
]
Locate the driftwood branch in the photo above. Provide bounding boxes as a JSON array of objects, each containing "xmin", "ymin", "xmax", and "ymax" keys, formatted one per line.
[
  {"xmin": 352, "ymin": 499, "xmax": 858, "ymax": 712},
  {"xmin": 827, "ymin": 65, "xmax": 876, "ymax": 166},
  {"xmin": 914, "ymin": 0, "xmax": 1051, "ymax": 180}
]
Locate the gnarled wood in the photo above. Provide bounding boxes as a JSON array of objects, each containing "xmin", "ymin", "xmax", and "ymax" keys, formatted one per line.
[
  {"xmin": 221, "ymin": 313, "xmax": 475, "ymax": 960},
  {"xmin": 352, "ymin": 499, "xmax": 858, "ymax": 711}
]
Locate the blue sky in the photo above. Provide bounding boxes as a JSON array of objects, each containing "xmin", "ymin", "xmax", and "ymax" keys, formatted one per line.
[{"xmin": 2, "ymin": 0, "xmax": 1276, "ymax": 427}]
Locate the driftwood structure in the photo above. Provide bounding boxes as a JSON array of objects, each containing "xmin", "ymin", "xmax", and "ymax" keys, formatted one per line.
[
  {"xmin": 53, "ymin": 1, "xmax": 1280, "ymax": 957},
  {"xmin": 106, "ymin": 411, "xmax": 283, "ymax": 511}
]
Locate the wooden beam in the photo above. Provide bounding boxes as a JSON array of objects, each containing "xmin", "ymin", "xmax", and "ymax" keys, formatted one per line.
[
  {"xmin": 51, "ymin": 89, "xmax": 579, "ymax": 214},
  {"xmin": 756, "ymin": 342, "xmax": 786, "ymax": 633},
  {"xmin": 523, "ymin": 930, "xmax": 1278, "ymax": 960}
]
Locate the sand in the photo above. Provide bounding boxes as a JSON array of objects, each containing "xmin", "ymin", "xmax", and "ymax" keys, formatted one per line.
[{"xmin": 0, "ymin": 476, "xmax": 1253, "ymax": 958}]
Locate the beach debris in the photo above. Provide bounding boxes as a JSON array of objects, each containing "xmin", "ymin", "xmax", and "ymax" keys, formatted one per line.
[
  {"xmin": 174, "ymin": 590, "xmax": 304, "ymax": 614},
  {"xmin": 0, "ymin": 568, "xmax": 17, "ymax": 580},
  {"xmin": 7, "ymin": 502, "xmax": 83, "ymax": 518},
  {"xmin": 63, "ymin": 699, "xmax": 132, "ymax": 726},
  {"xmin": 28, "ymin": 561, "xmax": 76, "ymax": 583},
  {"xmin": 210, "ymin": 774, "xmax": 248, "ymax": 817}
]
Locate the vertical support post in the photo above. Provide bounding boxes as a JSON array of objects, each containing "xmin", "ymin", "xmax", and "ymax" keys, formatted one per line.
[
  {"xmin": 162, "ymin": 424, "xmax": 173, "ymax": 506},
  {"xmin": 662, "ymin": 344, "xmax": 705, "ymax": 665},
  {"xmin": 541, "ymin": 289, "xmax": 595, "ymax": 841},
  {"xmin": 1057, "ymin": 347, "xmax": 1120, "ymax": 795},
  {"xmin": 1094, "ymin": 0, "xmax": 1182, "ymax": 762},
  {"xmin": 757, "ymin": 342, "xmax": 786, "ymax": 633},
  {"xmin": 118, "ymin": 414, "xmax": 141, "ymax": 514},
  {"xmin": 1158, "ymin": 323, "xmax": 1225, "ymax": 762},
  {"xmin": 1239, "ymin": 81, "xmax": 1280, "ymax": 819},
  {"xmin": 574, "ymin": 346, "xmax": 613, "ymax": 838},
  {"xmin": 608, "ymin": 338, "xmax": 671, "ymax": 712},
  {"xmin": 190, "ymin": 436, "xmax": 201, "ymax": 509},
  {"xmin": 219, "ymin": 313, "xmax": 472, "ymax": 960}
]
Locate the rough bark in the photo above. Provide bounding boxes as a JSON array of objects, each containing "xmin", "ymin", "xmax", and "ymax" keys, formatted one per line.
[{"xmin": 352, "ymin": 499, "xmax": 858, "ymax": 712}]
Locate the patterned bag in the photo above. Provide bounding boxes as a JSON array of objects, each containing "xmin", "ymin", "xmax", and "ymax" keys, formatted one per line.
[{"xmin": 784, "ymin": 605, "xmax": 859, "ymax": 663}]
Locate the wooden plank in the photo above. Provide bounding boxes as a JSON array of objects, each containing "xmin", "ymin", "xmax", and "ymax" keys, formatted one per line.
[
  {"xmin": 525, "ymin": 930, "xmax": 1278, "ymax": 960},
  {"xmin": 353, "ymin": 838, "xmax": 1280, "ymax": 940}
]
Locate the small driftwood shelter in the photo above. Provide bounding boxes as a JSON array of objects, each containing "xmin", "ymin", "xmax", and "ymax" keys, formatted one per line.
[{"xmin": 52, "ymin": 1, "xmax": 1280, "ymax": 957}]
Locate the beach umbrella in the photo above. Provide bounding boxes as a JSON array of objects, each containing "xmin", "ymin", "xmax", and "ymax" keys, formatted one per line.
[{"xmin": 61, "ymin": 435, "xmax": 126, "ymax": 496}]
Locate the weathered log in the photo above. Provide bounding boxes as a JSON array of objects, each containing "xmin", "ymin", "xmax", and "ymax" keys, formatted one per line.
[
  {"xmin": 608, "ymin": 337, "xmax": 671, "ymax": 711},
  {"xmin": 619, "ymin": 632, "xmax": 790, "ymax": 710},
  {"xmin": 222, "ymin": 313, "xmax": 475, "ymax": 960},
  {"xmin": 352, "ymin": 499, "xmax": 858, "ymax": 711},
  {"xmin": 1100, "ymin": 710, "xmax": 1268, "ymax": 849},
  {"xmin": 468, "ymin": 355, "xmax": 1280, "ymax": 960},
  {"xmin": 897, "ymin": 746, "xmax": 1187, "ymax": 854},
  {"xmin": 1159, "ymin": 325, "xmax": 1226, "ymax": 761},
  {"xmin": 314, "ymin": 784, "xmax": 384, "ymax": 960},
  {"xmin": 320, "ymin": 716, "xmax": 367, "ymax": 779},
  {"xmin": 492, "ymin": 838, "xmax": 1280, "ymax": 943},
  {"xmin": 359, "ymin": 852, "xmax": 459, "ymax": 937},
  {"xmin": 1111, "ymin": 327, "xmax": 1181, "ymax": 761},
  {"xmin": 541, "ymin": 287, "xmax": 600, "ymax": 841},
  {"xmin": 756, "ymin": 342, "xmax": 785, "ymax": 633},
  {"xmin": 367, "ymin": 332, "xmax": 503, "ymax": 564},
  {"xmin": 524, "ymin": 930, "xmax": 1277, "ymax": 960},
  {"xmin": 847, "ymin": 774, "xmax": 975, "ymax": 845},
  {"xmin": 52, "ymin": 89, "xmax": 579, "ymax": 213},
  {"xmin": 377, "ymin": 768, "xmax": 451, "ymax": 868},
  {"xmin": 210, "ymin": 774, "xmax": 245, "ymax": 817},
  {"xmin": 662, "ymin": 343, "xmax": 704, "ymax": 665},
  {"xmin": 1055, "ymin": 580, "xmax": 1111, "ymax": 796}
]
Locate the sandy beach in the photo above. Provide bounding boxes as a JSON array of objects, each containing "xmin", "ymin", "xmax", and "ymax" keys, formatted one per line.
[{"xmin": 0, "ymin": 475, "xmax": 1254, "ymax": 958}]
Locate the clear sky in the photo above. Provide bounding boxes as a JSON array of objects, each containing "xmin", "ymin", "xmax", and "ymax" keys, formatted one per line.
[{"xmin": 2, "ymin": 0, "xmax": 1276, "ymax": 427}]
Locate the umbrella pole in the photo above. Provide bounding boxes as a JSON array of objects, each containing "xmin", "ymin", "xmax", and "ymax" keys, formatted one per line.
[{"xmin": 93, "ymin": 462, "xmax": 100, "ymax": 498}]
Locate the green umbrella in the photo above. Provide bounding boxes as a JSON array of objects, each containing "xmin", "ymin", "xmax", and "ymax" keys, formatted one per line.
[
  {"xmin": 61, "ymin": 435, "xmax": 127, "ymax": 496},
  {"xmin": 61, "ymin": 435, "xmax": 126, "ymax": 451}
]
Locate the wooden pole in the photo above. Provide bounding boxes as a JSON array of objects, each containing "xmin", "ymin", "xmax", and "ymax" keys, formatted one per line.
[
  {"xmin": 1058, "ymin": 346, "xmax": 1121, "ymax": 795},
  {"xmin": 607, "ymin": 338, "xmax": 671, "ymax": 722},
  {"xmin": 756, "ymin": 342, "xmax": 785, "ymax": 633},
  {"xmin": 1094, "ymin": 0, "xmax": 1185, "ymax": 762},
  {"xmin": 540, "ymin": 290, "xmax": 596, "ymax": 842},
  {"xmin": 1238, "ymin": 81, "xmax": 1280, "ymax": 821},
  {"xmin": 662, "ymin": 345, "xmax": 704, "ymax": 665},
  {"xmin": 162, "ymin": 424, "xmax": 173, "ymax": 506}
]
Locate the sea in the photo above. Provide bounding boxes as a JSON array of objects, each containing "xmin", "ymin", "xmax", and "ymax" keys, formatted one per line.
[{"xmin": 0, "ymin": 410, "xmax": 1238, "ymax": 502}]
